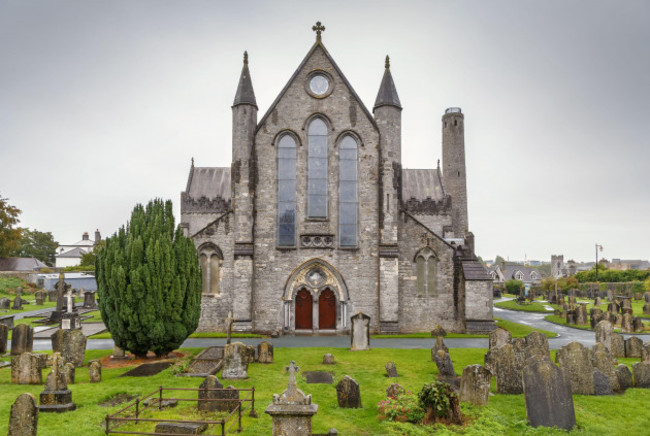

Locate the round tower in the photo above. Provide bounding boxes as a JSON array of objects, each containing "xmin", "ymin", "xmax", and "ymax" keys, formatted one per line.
[{"xmin": 442, "ymin": 107, "xmax": 468, "ymax": 238}]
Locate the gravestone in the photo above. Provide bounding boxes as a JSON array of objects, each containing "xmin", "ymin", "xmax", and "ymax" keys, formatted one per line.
[
  {"xmin": 633, "ymin": 317, "xmax": 645, "ymax": 333},
  {"xmin": 12, "ymin": 297, "xmax": 23, "ymax": 310},
  {"xmin": 155, "ymin": 422, "xmax": 207, "ymax": 435},
  {"xmin": 575, "ymin": 304, "xmax": 588, "ymax": 325},
  {"xmin": 113, "ymin": 346, "xmax": 126, "ymax": 359},
  {"xmin": 88, "ymin": 360, "xmax": 102, "ymax": 383},
  {"xmin": 590, "ymin": 343, "xmax": 619, "ymax": 391},
  {"xmin": 0, "ymin": 297, "xmax": 10, "ymax": 309},
  {"xmin": 621, "ymin": 298, "xmax": 633, "ymax": 313},
  {"xmin": 222, "ymin": 341, "xmax": 248, "ymax": 379},
  {"xmin": 386, "ymin": 383, "xmax": 405, "ymax": 398},
  {"xmin": 555, "ymin": 342, "xmax": 594, "ymax": 395},
  {"xmin": 82, "ymin": 291, "xmax": 97, "ymax": 309},
  {"xmin": 431, "ymin": 335, "xmax": 449, "ymax": 361},
  {"xmin": 565, "ymin": 310, "xmax": 576, "ymax": 325},
  {"xmin": 0, "ymin": 323, "xmax": 7, "ymax": 354},
  {"xmin": 304, "ymin": 371, "xmax": 333, "ymax": 384},
  {"xmin": 632, "ymin": 362, "xmax": 650, "ymax": 388},
  {"xmin": 624, "ymin": 337, "xmax": 644, "ymax": 358},
  {"xmin": 642, "ymin": 344, "xmax": 650, "ymax": 363},
  {"xmin": 483, "ymin": 349, "xmax": 495, "ymax": 375},
  {"xmin": 523, "ymin": 357, "xmax": 575, "ymax": 431},
  {"xmin": 645, "ymin": 292, "xmax": 650, "ymax": 303},
  {"xmin": 350, "ymin": 312, "xmax": 370, "ymax": 351},
  {"xmin": 39, "ymin": 352, "xmax": 76, "ymax": 412},
  {"xmin": 11, "ymin": 352, "xmax": 43, "ymax": 384},
  {"xmin": 611, "ymin": 333, "xmax": 625, "ymax": 358},
  {"xmin": 459, "ymin": 364, "xmax": 491, "ymax": 406},
  {"xmin": 594, "ymin": 297, "xmax": 602, "ymax": 306},
  {"xmin": 258, "ymin": 341, "xmax": 274, "ymax": 363},
  {"xmin": 634, "ymin": 292, "xmax": 643, "ymax": 300},
  {"xmin": 8, "ymin": 393, "xmax": 38, "ymax": 436},
  {"xmin": 608, "ymin": 301, "xmax": 619, "ymax": 314},
  {"xmin": 616, "ymin": 364, "xmax": 634, "ymax": 390},
  {"xmin": 431, "ymin": 324, "xmax": 446, "ymax": 338},
  {"xmin": 595, "ymin": 320, "xmax": 613, "ymax": 353},
  {"xmin": 11, "ymin": 324, "xmax": 33, "ymax": 356},
  {"xmin": 590, "ymin": 308, "xmax": 603, "ymax": 328},
  {"xmin": 434, "ymin": 350, "xmax": 455, "ymax": 379},
  {"xmin": 495, "ymin": 343, "xmax": 525, "ymax": 394},
  {"xmin": 489, "ymin": 327, "xmax": 512, "ymax": 350},
  {"xmin": 265, "ymin": 361, "xmax": 319, "ymax": 436},
  {"xmin": 322, "ymin": 353, "xmax": 335, "ymax": 365},
  {"xmin": 198, "ymin": 375, "xmax": 222, "ymax": 412},
  {"xmin": 621, "ymin": 313, "xmax": 633, "ymax": 333},
  {"xmin": 592, "ymin": 369, "xmax": 613, "ymax": 395},
  {"xmin": 385, "ymin": 361, "xmax": 398, "ymax": 378},
  {"xmin": 524, "ymin": 331, "xmax": 549, "ymax": 360},
  {"xmin": 34, "ymin": 290, "xmax": 47, "ymax": 306},
  {"xmin": 61, "ymin": 362, "xmax": 75, "ymax": 385},
  {"xmin": 644, "ymin": 303, "xmax": 650, "ymax": 315},
  {"xmin": 51, "ymin": 329, "xmax": 87, "ymax": 367},
  {"xmin": 336, "ymin": 375, "xmax": 361, "ymax": 408},
  {"xmin": 60, "ymin": 290, "xmax": 80, "ymax": 330}
]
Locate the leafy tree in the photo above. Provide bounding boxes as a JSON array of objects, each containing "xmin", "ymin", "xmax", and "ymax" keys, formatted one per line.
[
  {"xmin": 14, "ymin": 228, "xmax": 59, "ymax": 266},
  {"xmin": 96, "ymin": 199, "xmax": 201, "ymax": 357},
  {"xmin": 79, "ymin": 240, "xmax": 105, "ymax": 268},
  {"xmin": 494, "ymin": 255, "xmax": 505, "ymax": 266},
  {"xmin": 0, "ymin": 194, "xmax": 22, "ymax": 257},
  {"xmin": 541, "ymin": 276, "xmax": 556, "ymax": 291},
  {"xmin": 504, "ymin": 279, "xmax": 523, "ymax": 294}
]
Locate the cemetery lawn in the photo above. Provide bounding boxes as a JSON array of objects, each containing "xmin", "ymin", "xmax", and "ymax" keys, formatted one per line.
[
  {"xmin": 494, "ymin": 317, "xmax": 557, "ymax": 338},
  {"xmin": 544, "ymin": 314, "xmax": 650, "ymax": 333},
  {"xmin": 494, "ymin": 299, "xmax": 554, "ymax": 313},
  {"xmin": 7, "ymin": 348, "xmax": 646, "ymax": 435}
]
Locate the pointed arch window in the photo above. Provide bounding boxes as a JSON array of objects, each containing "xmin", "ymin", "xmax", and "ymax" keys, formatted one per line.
[
  {"xmin": 308, "ymin": 118, "xmax": 328, "ymax": 218},
  {"xmin": 278, "ymin": 134, "xmax": 297, "ymax": 246},
  {"xmin": 199, "ymin": 245, "xmax": 222, "ymax": 295},
  {"xmin": 416, "ymin": 247, "xmax": 437, "ymax": 297},
  {"xmin": 339, "ymin": 135, "xmax": 358, "ymax": 246}
]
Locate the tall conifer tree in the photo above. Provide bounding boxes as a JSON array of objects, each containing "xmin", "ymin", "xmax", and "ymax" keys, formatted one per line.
[{"xmin": 96, "ymin": 199, "xmax": 201, "ymax": 357}]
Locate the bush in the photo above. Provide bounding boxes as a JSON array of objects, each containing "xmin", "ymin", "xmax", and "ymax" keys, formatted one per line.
[
  {"xmin": 504, "ymin": 279, "xmax": 523, "ymax": 295},
  {"xmin": 377, "ymin": 391, "xmax": 424, "ymax": 423},
  {"xmin": 418, "ymin": 381, "xmax": 461, "ymax": 424}
]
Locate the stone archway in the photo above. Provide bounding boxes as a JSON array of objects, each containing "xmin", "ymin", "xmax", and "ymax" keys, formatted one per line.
[{"xmin": 295, "ymin": 288, "xmax": 313, "ymax": 330}]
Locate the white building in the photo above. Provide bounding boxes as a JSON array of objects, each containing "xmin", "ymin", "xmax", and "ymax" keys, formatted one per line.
[{"xmin": 55, "ymin": 230, "xmax": 101, "ymax": 268}]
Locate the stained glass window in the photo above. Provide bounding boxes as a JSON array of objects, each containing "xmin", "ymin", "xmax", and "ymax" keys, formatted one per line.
[
  {"xmin": 308, "ymin": 119, "xmax": 328, "ymax": 218},
  {"xmin": 339, "ymin": 136, "xmax": 357, "ymax": 246},
  {"xmin": 278, "ymin": 135, "xmax": 297, "ymax": 246}
]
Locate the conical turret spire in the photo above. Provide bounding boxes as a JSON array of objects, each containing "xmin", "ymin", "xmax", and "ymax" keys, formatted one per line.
[
  {"xmin": 373, "ymin": 55, "xmax": 401, "ymax": 110},
  {"xmin": 233, "ymin": 51, "xmax": 257, "ymax": 107}
]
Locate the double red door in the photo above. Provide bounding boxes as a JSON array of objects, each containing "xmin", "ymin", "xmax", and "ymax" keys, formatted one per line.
[{"xmin": 295, "ymin": 288, "xmax": 336, "ymax": 330}]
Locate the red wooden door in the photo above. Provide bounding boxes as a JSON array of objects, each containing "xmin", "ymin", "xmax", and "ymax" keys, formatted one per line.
[
  {"xmin": 319, "ymin": 288, "xmax": 336, "ymax": 329},
  {"xmin": 295, "ymin": 289, "xmax": 313, "ymax": 329}
]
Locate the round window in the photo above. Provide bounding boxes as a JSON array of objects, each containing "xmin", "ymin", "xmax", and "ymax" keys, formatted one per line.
[{"xmin": 309, "ymin": 74, "xmax": 329, "ymax": 96}]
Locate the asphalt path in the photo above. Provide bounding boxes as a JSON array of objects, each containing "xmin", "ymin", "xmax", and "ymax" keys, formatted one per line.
[{"xmin": 8, "ymin": 299, "xmax": 650, "ymax": 351}]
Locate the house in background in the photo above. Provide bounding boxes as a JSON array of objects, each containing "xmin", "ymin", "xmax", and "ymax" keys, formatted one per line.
[
  {"xmin": 55, "ymin": 230, "xmax": 101, "ymax": 268},
  {"xmin": 489, "ymin": 263, "xmax": 544, "ymax": 286}
]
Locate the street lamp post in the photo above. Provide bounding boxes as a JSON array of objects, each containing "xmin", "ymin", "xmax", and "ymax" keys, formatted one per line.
[{"xmin": 595, "ymin": 244, "xmax": 603, "ymax": 282}]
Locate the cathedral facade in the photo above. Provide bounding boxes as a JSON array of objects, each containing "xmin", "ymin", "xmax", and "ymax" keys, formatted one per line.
[{"xmin": 180, "ymin": 25, "xmax": 494, "ymax": 335}]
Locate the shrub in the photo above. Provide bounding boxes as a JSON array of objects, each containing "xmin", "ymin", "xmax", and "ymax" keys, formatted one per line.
[
  {"xmin": 504, "ymin": 279, "xmax": 523, "ymax": 295},
  {"xmin": 418, "ymin": 381, "xmax": 457, "ymax": 420},
  {"xmin": 377, "ymin": 391, "xmax": 424, "ymax": 423}
]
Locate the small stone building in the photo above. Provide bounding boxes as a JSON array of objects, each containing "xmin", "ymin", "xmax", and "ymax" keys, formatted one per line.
[{"xmin": 180, "ymin": 24, "xmax": 494, "ymax": 335}]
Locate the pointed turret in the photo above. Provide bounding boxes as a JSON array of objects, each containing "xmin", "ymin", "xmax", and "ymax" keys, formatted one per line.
[
  {"xmin": 233, "ymin": 51, "xmax": 257, "ymax": 108},
  {"xmin": 373, "ymin": 56, "xmax": 401, "ymax": 111}
]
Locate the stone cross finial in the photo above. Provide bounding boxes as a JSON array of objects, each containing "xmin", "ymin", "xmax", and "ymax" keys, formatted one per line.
[
  {"xmin": 66, "ymin": 290, "xmax": 74, "ymax": 313},
  {"xmin": 243, "ymin": 51, "xmax": 248, "ymax": 65},
  {"xmin": 312, "ymin": 21, "xmax": 325, "ymax": 42},
  {"xmin": 225, "ymin": 311, "xmax": 234, "ymax": 344},
  {"xmin": 284, "ymin": 360, "xmax": 300, "ymax": 396},
  {"xmin": 385, "ymin": 55, "xmax": 390, "ymax": 70}
]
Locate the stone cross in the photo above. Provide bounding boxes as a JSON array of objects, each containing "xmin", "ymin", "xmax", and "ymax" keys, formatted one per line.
[
  {"xmin": 65, "ymin": 290, "xmax": 74, "ymax": 313},
  {"xmin": 285, "ymin": 360, "xmax": 299, "ymax": 395},
  {"xmin": 225, "ymin": 311, "xmax": 234, "ymax": 345},
  {"xmin": 54, "ymin": 274, "xmax": 69, "ymax": 312},
  {"xmin": 312, "ymin": 21, "xmax": 325, "ymax": 41}
]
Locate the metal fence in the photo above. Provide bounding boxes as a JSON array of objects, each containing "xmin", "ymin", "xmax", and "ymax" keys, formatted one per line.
[{"xmin": 104, "ymin": 385, "xmax": 256, "ymax": 436}]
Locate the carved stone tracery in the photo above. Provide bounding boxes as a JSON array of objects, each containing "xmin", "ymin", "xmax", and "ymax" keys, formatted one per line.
[{"xmin": 300, "ymin": 234, "xmax": 334, "ymax": 248}]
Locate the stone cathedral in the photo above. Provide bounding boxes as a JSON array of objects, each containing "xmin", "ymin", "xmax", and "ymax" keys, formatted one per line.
[{"xmin": 180, "ymin": 24, "xmax": 494, "ymax": 335}]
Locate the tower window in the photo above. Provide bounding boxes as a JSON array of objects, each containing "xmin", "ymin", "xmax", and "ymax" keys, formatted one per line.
[
  {"xmin": 199, "ymin": 245, "xmax": 222, "ymax": 295},
  {"xmin": 454, "ymin": 119, "xmax": 457, "ymax": 126},
  {"xmin": 457, "ymin": 171, "xmax": 460, "ymax": 177},
  {"xmin": 278, "ymin": 134, "xmax": 297, "ymax": 246},
  {"xmin": 308, "ymin": 118, "xmax": 328, "ymax": 218},
  {"xmin": 416, "ymin": 247, "xmax": 437, "ymax": 297},
  {"xmin": 339, "ymin": 135, "xmax": 358, "ymax": 246}
]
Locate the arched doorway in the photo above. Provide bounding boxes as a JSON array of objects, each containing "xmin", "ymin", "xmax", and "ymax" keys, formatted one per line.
[
  {"xmin": 295, "ymin": 288, "xmax": 313, "ymax": 330},
  {"xmin": 319, "ymin": 288, "xmax": 336, "ymax": 329}
]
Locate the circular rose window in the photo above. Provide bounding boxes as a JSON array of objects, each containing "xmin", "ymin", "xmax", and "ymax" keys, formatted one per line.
[{"xmin": 309, "ymin": 74, "xmax": 329, "ymax": 96}]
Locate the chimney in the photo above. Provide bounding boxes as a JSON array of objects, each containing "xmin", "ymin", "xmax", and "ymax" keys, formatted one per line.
[
  {"xmin": 95, "ymin": 229, "xmax": 101, "ymax": 243},
  {"xmin": 82, "ymin": 232, "xmax": 89, "ymax": 241}
]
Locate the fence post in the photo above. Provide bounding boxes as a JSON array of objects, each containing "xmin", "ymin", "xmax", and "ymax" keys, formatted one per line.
[
  {"xmin": 135, "ymin": 397, "xmax": 139, "ymax": 424},
  {"xmin": 249, "ymin": 387, "xmax": 257, "ymax": 417},
  {"xmin": 159, "ymin": 385, "xmax": 163, "ymax": 411},
  {"xmin": 105, "ymin": 414, "xmax": 110, "ymax": 435},
  {"xmin": 238, "ymin": 399, "xmax": 242, "ymax": 432},
  {"xmin": 221, "ymin": 420, "xmax": 225, "ymax": 436}
]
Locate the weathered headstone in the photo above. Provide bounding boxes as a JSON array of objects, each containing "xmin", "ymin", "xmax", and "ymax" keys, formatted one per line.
[
  {"xmin": 155, "ymin": 422, "xmax": 207, "ymax": 434},
  {"xmin": 244, "ymin": 344, "xmax": 256, "ymax": 363},
  {"xmin": 0, "ymin": 323, "xmax": 8, "ymax": 354},
  {"xmin": 495, "ymin": 343, "xmax": 524, "ymax": 394},
  {"xmin": 61, "ymin": 362, "xmax": 75, "ymax": 385},
  {"xmin": 489, "ymin": 327, "xmax": 512, "ymax": 350},
  {"xmin": 431, "ymin": 324, "xmax": 446, "ymax": 338},
  {"xmin": 616, "ymin": 364, "xmax": 634, "ymax": 390},
  {"xmin": 431, "ymin": 335, "xmax": 449, "ymax": 361},
  {"xmin": 645, "ymin": 291, "xmax": 650, "ymax": 303},
  {"xmin": 258, "ymin": 341, "xmax": 274, "ymax": 363},
  {"xmin": 336, "ymin": 375, "xmax": 361, "ymax": 408},
  {"xmin": 642, "ymin": 344, "xmax": 650, "ymax": 363},
  {"xmin": 595, "ymin": 320, "xmax": 613, "ymax": 353},
  {"xmin": 555, "ymin": 342, "xmax": 595, "ymax": 395},
  {"xmin": 11, "ymin": 324, "xmax": 33, "ymax": 356},
  {"xmin": 8, "ymin": 393, "xmax": 38, "ymax": 436},
  {"xmin": 385, "ymin": 361, "xmax": 398, "ymax": 378},
  {"xmin": 11, "ymin": 353, "xmax": 43, "ymax": 385},
  {"xmin": 590, "ymin": 308, "xmax": 604, "ymax": 329},
  {"xmin": 632, "ymin": 362, "xmax": 650, "ymax": 388},
  {"xmin": 594, "ymin": 297, "xmax": 602, "ymax": 306},
  {"xmin": 575, "ymin": 304, "xmax": 588, "ymax": 325},
  {"xmin": 265, "ymin": 361, "xmax": 318, "ymax": 436},
  {"xmin": 88, "ymin": 360, "xmax": 102, "ymax": 383},
  {"xmin": 459, "ymin": 364, "xmax": 491, "ymax": 406},
  {"xmin": 51, "ymin": 329, "xmax": 87, "ymax": 367},
  {"xmin": 523, "ymin": 357, "xmax": 575, "ymax": 431},
  {"xmin": 611, "ymin": 333, "xmax": 625, "ymax": 358},
  {"xmin": 34, "ymin": 290, "xmax": 47, "ymax": 306},
  {"xmin": 621, "ymin": 313, "xmax": 633, "ymax": 333},
  {"xmin": 434, "ymin": 349, "xmax": 455, "ymax": 379},
  {"xmin": 642, "ymin": 303, "xmax": 650, "ymax": 315},
  {"xmin": 590, "ymin": 343, "xmax": 619, "ymax": 391},
  {"xmin": 222, "ymin": 341, "xmax": 248, "ymax": 379},
  {"xmin": 524, "ymin": 331, "xmax": 549, "ymax": 360},
  {"xmin": 198, "ymin": 375, "xmax": 223, "ymax": 412},
  {"xmin": 39, "ymin": 353, "xmax": 76, "ymax": 412},
  {"xmin": 304, "ymin": 371, "xmax": 333, "ymax": 384},
  {"xmin": 592, "ymin": 368, "xmax": 613, "ymax": 395},
  {"xmin": 633, "ymin": 317, "xmax": 645, "ymax": 333},
  {"xmin": 82, "ymin": 290, "xmax": 97, "ymax": 309},
  {"xmin": 624, "ymin": 336, "xmax": 644, "ymax": 358},
  {"xmin": 0, "ymin": 297, "xmax": 10, "ymax": 309},
  {"xmin": 113, "ymin": 346, "xmax": 126, "ymax": 359},
  {"xmin": 386, "ymin": 383, "xmax": 405, "ymax": 398},
  {"xmin": 350, "ymin": 312, "xmax": 370, "ymax": 351},
  {"xmin": 12, "ymin": 297, "xmax": 23, "ymax": 310},
  {"xmin": 322, "ymin": 353, "xmax": 335, "ymax": 365}
]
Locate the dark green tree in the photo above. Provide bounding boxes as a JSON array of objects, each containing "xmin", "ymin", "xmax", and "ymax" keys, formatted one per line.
[
  {"xmin": 14, "ymin": 228, "xmax": 59, "ymax": 266},
  {"xmin": 0, "ymin": 194, "xmax": 22, "ymax": 258},
  {"xmin": 79, "ymin": 240, "xmax": 105, "ymax": 268},
  {"xmin": 504, "ymin": 279, "xmax": 523, "ymax": 295},
  {"xmin": 96, "ymin": 199, "xmax": 201, "ymax": 357}
]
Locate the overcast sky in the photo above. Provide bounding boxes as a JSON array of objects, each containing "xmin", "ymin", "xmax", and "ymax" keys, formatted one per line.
[{"xmin": 1, "ymin": 0, "xmax": 648, "ymax": 263}]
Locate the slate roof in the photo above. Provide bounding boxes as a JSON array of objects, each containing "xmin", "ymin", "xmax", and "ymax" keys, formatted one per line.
[
  {"xmin": 186, "ymin": 167, "xmax": 231, "ymax": 200},
  {"xmin": 501, "ymin": 264, "xmax": 543, "ymax": 282},
  {"xmin": 56, "ymin": 247, "xmax": 89, "ymax": 259},
  {"xmin": 233, "ymin": 52, "xmax": 257, "ymax": 108},
  {"xmin": 401, "ymin": 168, "xmax": 445, "ymax": 201},
  {"xmin": 373, "ymin": 58, "xmax": 401, "ymax": 110},
  {"xmin": 462, "ymin": 260, "xmax": 492, "ymax": 281},
  {"xmin": 0, "ymin": 257, "xmax": 48, "ymax": 271}
]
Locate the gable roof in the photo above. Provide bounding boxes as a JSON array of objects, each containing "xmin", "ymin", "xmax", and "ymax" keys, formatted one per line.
[
  {"xmin": 0, "ymin": 257, "xmax": 48, "ymax": 271},
  {"xmin": 56, "ymin": 247, "xmax": 89, "ymax": 259},
  {"xmin": 256, "ymin": 40, "xmax": 378, "ymax": 132},
  {"xmin": 186, "ymin": 167, "xmax": 231, "ymax": 200},
  {"xmin": 402, "ymin": 168, "xmax": 446, "ymax": 201},
  {"xmin": 462, "ymin": 260, "xmax": 492, "ymax": 281}
]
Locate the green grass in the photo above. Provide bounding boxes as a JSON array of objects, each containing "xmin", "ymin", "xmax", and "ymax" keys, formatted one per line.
[
  {"xmin": 1, "ymin": 347, "xmax": 648, "ymax": 435},
  {"xmin": 89, "ymin": 330, "xmax": 265, "ymax": 339},
  {"xmin": 494, "ymin": 318, "xmax": 557, "ymax": 338},
  {"xmin": 372, "ymin": 332, "xmax": 488, "ymax": 339},
  {"xmin": 494, "ymin": 299, "xmax": 555, "ymax": 313},
  {"xmin": 543, "ymin": 315, "xmax": 593, "ymax": 331}
]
